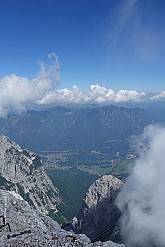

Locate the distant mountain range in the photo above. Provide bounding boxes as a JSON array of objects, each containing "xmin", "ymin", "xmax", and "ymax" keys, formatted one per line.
[{"xmin": 0, "ymin": 105, "xmax": 158, "ymax": 154}]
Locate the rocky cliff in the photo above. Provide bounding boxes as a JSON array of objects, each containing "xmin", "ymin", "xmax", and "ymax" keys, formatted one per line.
[
  {"xmin": 0, "ymin": 136, "xmax": 61, "ymax": 216},
  {"xmin": 0, "ymin": 189, "xmax": 125, "ymax": 247},
  {"xmin": 77, "ymin": 175, "xmax": 124, "ymax": 243},
  {"xmin": 0, "ymin": 136, "xmax": 126, "ymax": 246}
]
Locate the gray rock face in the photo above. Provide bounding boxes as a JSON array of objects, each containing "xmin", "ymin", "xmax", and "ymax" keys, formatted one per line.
[
  {"xmin": 0, "ymin": 189, "xmax": 125, "ymax": 247},
  {"xmin": 77, "ymin": 175, "xmax": 124, "ymax": 243},
  {"xmin": 0, "ymin": 136, "xmax": 60, "ymax": 215},
  {"xmin": 0, "ymin": 136, "xmax": 126, "ymax": 246}
]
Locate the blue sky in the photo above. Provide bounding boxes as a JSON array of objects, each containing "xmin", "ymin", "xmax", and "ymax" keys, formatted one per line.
[
  {"xmin": 0, "ymin": 0, "xmax": 165, "ymax": 92},
  {"xmin": 0, "ymin": 0, "xmax": 165, "ymax": 115}
]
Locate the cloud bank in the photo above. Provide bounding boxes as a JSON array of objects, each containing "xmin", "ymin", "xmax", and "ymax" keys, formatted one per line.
[
  {"xmin": 0, "ymin": 54, "xmax": 164, "ymax": 116},
  {"xmin": 150, "ymin": 91, "xmax": 165, "ymax": 101},
  {"xmin": 37, "ymin": 84, "xmax": 146, "ymax": 105},
  {"xmin": 117, "ymin": 125, "xmax": 165, "ymax": 247}
]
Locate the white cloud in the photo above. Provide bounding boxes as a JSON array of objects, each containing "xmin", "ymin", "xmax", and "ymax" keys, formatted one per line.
[
  {"xmin": 37, "ymin": 84, "xmax": 146, "ymax": 105},
  {"xmin": 116, "ymin": 125, "xmax": 165, "ymax": 246},
  {"xmin": 0, "ymin": 53, "xmax": 60, "ymax": 116},
  {"xmin": 150, "ymin": 91, "xmax": 165, "ymax": 101},
  {"xmin": 0, "ymin": 53, "xmax": 163, "ymax": 116}
]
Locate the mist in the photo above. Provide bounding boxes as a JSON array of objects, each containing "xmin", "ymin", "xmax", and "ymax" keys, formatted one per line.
[
  {"xmin": 108, "ymin": 0, "xmax": 165, "ymax": 63},
  {"xmin": 116, "ymin": 125, "xmax": 165, "ymax": 246}
]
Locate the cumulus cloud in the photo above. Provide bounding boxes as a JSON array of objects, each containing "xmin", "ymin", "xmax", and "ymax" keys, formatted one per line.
[
  {"xmin": 150, "ymin": 91, "xmax": 165, "ymax": 101},
  {"xmin": 0, "ymin": 53, "xmax": 60, "ymax": 116},
  {"xmin": 0, "ymin": 52, "xmax": 163, "ymax": 116},
  {"xmin": 116, "ymin": 125, "xmax": 165, "ymax": 246},
  {"xmin": 37, "ymin": 84, "xmax": 146, "ymax": 105}
]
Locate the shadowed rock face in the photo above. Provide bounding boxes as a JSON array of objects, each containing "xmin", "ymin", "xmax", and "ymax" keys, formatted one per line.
[
  {"xmin": 0, "ymin": 135, "xmax": 61, "ymax": 215},
  {"xmin": 77, "ymin": 175, "xmax": 124, "ymax": 243},
  {"xmin": 0, "ymin": 189, "xmax": 125, "ymax": 247}
]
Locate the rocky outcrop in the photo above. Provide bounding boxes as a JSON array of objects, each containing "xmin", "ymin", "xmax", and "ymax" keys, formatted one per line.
[
  {"xmin": 0, "ymin": 189, "xmax": 125, "ymax": 247},
  {"xmin": 0, "ymin": 136, "xmax": 126, "ymax": 246},
  {"xmin": 0, "ymin": 136, "xmax": 61, "ymax": 216},
  {"xmin": 77, "ymin": 175, "xmax": 124, "ymax": 243}
]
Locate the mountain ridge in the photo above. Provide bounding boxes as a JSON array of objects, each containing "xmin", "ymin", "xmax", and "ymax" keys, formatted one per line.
[{"xmin": 0, "ymin": 105, "xmax": 157, "ymax": 153}]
